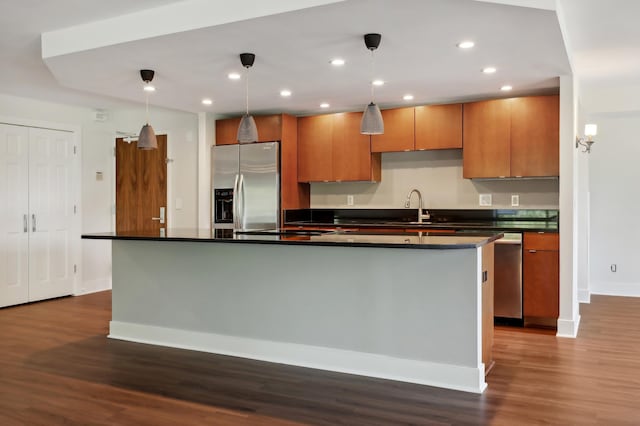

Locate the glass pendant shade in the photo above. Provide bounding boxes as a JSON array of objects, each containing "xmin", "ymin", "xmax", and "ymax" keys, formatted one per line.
[
  {"xmin": 138, "ymin": 123, "xmax": 158, "ymax": 150},
  {"xmin": 237, "ymin": 114, "xmax": 258, "ymax": 143},
  {"xmin": 361, "ymin": 102, "xmax": 384, "ymax": 135}
]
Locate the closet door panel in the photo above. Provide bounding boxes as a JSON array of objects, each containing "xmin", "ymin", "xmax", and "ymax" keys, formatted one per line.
[{"xmin": 0, "ymin": 124, "xmax": 29, "ymax": 307}]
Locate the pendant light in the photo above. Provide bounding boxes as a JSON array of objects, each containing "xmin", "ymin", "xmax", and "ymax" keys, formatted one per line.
[
  {"xmin": 138, "ymin": 69, "xmax": 158, "ymax": 150},
  {"xmin": 360, "ymin": 33, "xmax": 384, "ymax": 135},
  {"xmin": 237, "ymin": 53, "xmax": 258, "ymax": 143}
]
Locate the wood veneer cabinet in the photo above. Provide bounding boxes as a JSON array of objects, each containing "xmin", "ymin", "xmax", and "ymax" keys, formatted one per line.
[
  {"xmin": 415, "ymin": 104, "xmax": 463, "ymax": 150},
  {"xmin": 523, "ymin": 232, "xmax": 559, "ymax": 319},
  {"xmin": 215, "ymin": 115, "xmax": 283, "ymax": 145},
  {"xmin": 371, "ymin": 107, "xmax": 415, "ymax": 152},
  {"xmin": 298, "ymin": 112, "xmax": 381, "ymax": 182},
  {"xmin": 463, "ymin": 95, "xmax": 559, "ymax": 178}
]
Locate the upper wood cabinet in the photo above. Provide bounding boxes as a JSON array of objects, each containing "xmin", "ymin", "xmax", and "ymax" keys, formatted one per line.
[
  {"xmin": 463, "ymin": 95, "xmax": 559, "ymax": 178},
  {"xmin": 215, "ymin": 115, "xmax": 283, "ymax": 145},
  {"xmin": 298, "ymin": 112, "xmax": 381, "ymax": 182},
  {"xmin": 511, "ymin": 96, "xmax": 560, "ymax": 177},
  {"xmin": 463, "ymin": 99, "xmax": 511, "ymax": 178},
  {"xmin": 415, "ymin": 104, "xmax": 463, "ymax": 150},
  {"xmin": 371, "ymin": 107, "xmax": 414, "ymax": 152}
]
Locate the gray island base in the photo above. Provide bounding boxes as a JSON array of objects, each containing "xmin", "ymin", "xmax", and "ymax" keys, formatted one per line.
[{"xmin": 100, "ymin": 232, "xmax": 497, "ymax": 394}]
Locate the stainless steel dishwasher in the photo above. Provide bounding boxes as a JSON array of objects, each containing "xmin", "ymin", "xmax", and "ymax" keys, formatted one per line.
[{"xmin": 494, "ymin": 232, "xmax": 523, "ymax": 322}]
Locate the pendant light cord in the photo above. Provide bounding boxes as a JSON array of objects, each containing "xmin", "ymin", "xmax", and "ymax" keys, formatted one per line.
[
  {"xmin": 370, "ymin": 49, "xmax": 375, "ymax": 102},
  {"xmin": 245, "ymin": 67, "xmax": 250, "ymax": 115},
  {"xmin": 145, "ymin": 91, "xmax": 150, "ymax": 125}
]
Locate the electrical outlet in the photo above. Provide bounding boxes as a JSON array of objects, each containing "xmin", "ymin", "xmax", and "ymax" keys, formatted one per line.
[
  {"xmin": 479, "ymin": 194, "xmax": 492, "ymax": 207},
  {"xmin": 347, "ymin": 195, "xmax": 354, "ymax": 206},
  {"xmin": 611, "ymin": 264, "xmax": 617, "ymax": 273},
  {"xmin": 511, "ymin": 194, "xmax": 520, "ymax": 207}
]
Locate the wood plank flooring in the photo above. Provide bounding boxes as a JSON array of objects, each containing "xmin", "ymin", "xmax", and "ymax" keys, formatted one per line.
[{"xmin": 1, "ymin": 292, "xmax": 639, "ymax": 425}]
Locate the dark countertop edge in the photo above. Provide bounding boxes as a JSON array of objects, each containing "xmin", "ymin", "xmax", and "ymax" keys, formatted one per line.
[
  {"xmin": 284, "ymin": 221, "xmax": 558, "ymax": 233},
  {"xmin": 81, "ymin": 233, "xmax": 502, "ymax": 250}
]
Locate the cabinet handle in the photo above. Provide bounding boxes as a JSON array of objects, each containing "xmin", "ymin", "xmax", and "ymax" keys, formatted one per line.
[
  {"xmin": 529, "ymin": 249, "xmax": 537, "ymax": 253},
  {"xmin": 32, "ymin": 214, "xmax": 36, "ymax": 232},
  {"xmin": 23, "ymin": 214, "xmax": 28, "ymax": 233}
]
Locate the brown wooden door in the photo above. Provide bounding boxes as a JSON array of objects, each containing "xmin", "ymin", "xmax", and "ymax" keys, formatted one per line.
[
  {"xmin": 333, "ymin": 112, "xmax": 377, "ymax": 182},
  {"xmin": 297, "ymin": 114, "xmax": 333, "ymax": 182},
  {"xmin": 462, "ymin": 99, "xmax": 512, "ymax": 178},
  {"xmin": 116, "ymin": 135, "xmax": 167, "ymax": 233},
  {"xmin": 511, "ymin": 95, "xmax": 559, "ymax": 177},
  {"xmin": 371, "ymin": 107, "xmax": 415, "ymax": 152},
  {"xmin": 415, "ymin": 104, "xmax": 463, "ymax": 150}
]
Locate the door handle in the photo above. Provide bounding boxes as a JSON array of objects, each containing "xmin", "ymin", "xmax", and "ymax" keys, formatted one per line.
[
  {"xmin": 232, "ymin": 174, "xmax": 240, "ymax": 229},
  {"xmin": 152, "ymin": 207, "xmax": 165, "ymax": 224},
  {"xmin": 24, "ymin": 214, "xmax": 28, "ymax": 233},
  {"xmin": 32, "ymin": 214, "xmax": 36, "ymax": 232}
]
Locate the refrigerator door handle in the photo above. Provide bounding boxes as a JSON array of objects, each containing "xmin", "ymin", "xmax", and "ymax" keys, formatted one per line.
[
  {"xmin": 232, "ymin": 174, "xmax": 240, "ymax": 229},
  {"xmin": 238, "ymin": 174, "xmax": 245, "ymax": 230}
]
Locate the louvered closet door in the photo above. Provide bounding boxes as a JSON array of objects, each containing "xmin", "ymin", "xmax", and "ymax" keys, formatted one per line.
[
  {"xmin": 27, "ymin": 128, "xmax": 73, "ymax": 302},
  {"xmin": 0, "ymin": 124, "xmax": 29, "ymax": 308}
]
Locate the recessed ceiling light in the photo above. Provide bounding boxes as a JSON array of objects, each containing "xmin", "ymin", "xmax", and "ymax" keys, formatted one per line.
[
  {"xmin": 228, "ymin": 72, "xmax": 241, "ymax": 80},
  {"xmin": 320, "ymin": 103, "xmax": 330, "ymax": 108},
  {"xmin": 330, "ymin": 58, "xmax": 345, "ymax": 66},
  {"xmin": 201, "ymin": 98, "xmax": 213, "ymax": 105},
  {"xmin": 372, "ymin": 79, "xmax": 385, "ymax": 86},
  {"xmin": 143, "ymin": 85, "xmax": 156, "ymax": 92},
  {"xmin": 280, "ymin": 90, "xmax": 292, "ymax": 97},
  {"xmin": 457, "ymin": 40, "xmax": 475, "ymax": 49},
  {"xmin": 501, "ymin": 85, "xmax": 513, "ymax": 91},
  {"xmin": 482, "ymin": 67, "xmax": 497, "ymax": 74},
  {"xmin": 403, "ymin": 94, "xmax": 414, "ymax": 101}
]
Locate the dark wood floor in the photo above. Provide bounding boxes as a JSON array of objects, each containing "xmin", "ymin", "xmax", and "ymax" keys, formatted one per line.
[{"xmin": 1, "ymin": 292, "xmax": 639, "ymax": 425}]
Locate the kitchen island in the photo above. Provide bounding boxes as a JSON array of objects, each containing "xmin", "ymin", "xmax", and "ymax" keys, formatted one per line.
[{"xmin": 83, "ymin": 229, "xmax": 500, "ymax": 393}]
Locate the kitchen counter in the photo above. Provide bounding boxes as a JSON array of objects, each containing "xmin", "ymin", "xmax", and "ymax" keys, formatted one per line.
[
  {"xmin": 82, "ymin": 228, "xmax": 502, "ymax": 249},
  {"xmin": 91, "ymin": 227, "xmax": 495, "ymax": 394}
]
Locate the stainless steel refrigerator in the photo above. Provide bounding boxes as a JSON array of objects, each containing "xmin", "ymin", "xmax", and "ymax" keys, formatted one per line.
[{"xmin": 212, "ymin": 142, "xmax": 280, "ymax": 231}]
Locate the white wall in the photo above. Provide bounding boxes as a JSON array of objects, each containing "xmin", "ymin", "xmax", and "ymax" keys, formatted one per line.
[
  {"xmin": 0, "ymin": 92, "xmax": 200, "ymax": 295},
  {"xmin": 311, "ymin": 150, "xmax": 559, "ymax": 209},
  {"xmin": 588, "ymin": 112, "xmax": 640, "ymax": 296}
]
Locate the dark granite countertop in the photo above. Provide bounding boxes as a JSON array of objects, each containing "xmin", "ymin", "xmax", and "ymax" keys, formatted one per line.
[
  {"xmin": 82, "ymin": 228, "xmax": 503, "ymax": 250},
  {"xmin": 284, "ymin": 208, "xmax": 559, "ymax": 233}
]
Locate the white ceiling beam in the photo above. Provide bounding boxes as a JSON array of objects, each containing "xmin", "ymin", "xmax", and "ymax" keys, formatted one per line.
[{"xmin": 42, "ymin": 0, "xmax": 345, "ymax": 58}]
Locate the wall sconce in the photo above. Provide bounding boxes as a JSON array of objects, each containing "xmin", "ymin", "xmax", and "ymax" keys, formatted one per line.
[{"xmin": 576, "ymin": 124, "xmax": 597, "ymax": 153}]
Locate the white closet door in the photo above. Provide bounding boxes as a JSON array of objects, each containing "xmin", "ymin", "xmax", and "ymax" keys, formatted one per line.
[
  {"xmin": 0, "ymin": 124, "xmax": 29, "ymax": 307},
  {"xmin": 28, "ymin": 128, "xmax": 73, "ymax": 302}
]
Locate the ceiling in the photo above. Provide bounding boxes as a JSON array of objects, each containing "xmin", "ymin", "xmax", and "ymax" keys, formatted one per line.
[{"xmin": 2, "ymin": 0, "xmax": 638, "ymax": 116}]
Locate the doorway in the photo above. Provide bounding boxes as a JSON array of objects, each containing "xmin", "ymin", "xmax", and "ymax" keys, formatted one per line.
[{"xmin": 115, "ymin": 135, "xmax": 167, "ymax": 234}]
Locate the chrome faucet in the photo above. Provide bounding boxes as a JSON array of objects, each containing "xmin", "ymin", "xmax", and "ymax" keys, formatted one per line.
[{"xmin": 405, "ymin": 189, "xmax": 430, "ymax": 222}]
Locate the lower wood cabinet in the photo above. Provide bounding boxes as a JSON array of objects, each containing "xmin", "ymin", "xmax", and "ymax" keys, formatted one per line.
[{"xmin": 523, "ymin": 232, "xmax": 559, "ymax": 318}]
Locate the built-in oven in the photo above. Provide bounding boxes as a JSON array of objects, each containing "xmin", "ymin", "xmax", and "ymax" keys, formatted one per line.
[
  {"xmin": 494, "ymin": 232, "xmax": 523, "ymax": 325},
  {"xmin": 214, "ymin": 188, "xmax": 234, "ymax": 228}
]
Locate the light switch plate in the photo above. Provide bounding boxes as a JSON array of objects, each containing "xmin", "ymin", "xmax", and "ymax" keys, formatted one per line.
[
  {"xmin": 479, "ymin": 194, "xmax": 492, "ymax": 206},
  {"xmin": 511, "ymin": 194, "xmax": 520, "ymax": 207},
  {"xmin": 175, "ymin": 197, "xmax": 183, "ymax": 210},
  {"xmin": 347, "ymin": 195, "xmax": 354, "ymax": 206}
]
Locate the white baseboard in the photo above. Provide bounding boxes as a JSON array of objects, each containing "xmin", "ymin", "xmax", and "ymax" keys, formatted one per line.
[
  {"xmin": 75, "ymin": 278, "xmax": 112, "ymax": 296},
  {"xmin": 578, "ymin": 289, "xmax": 591, "ymax": 304},
  {"xmin": 109, "ymin": 321, "xmax": 487, "ymax": 394},
  {"xmin": 557, "ymin": 314, "xmax": 581, "ymax": 338},
  {"xmin": 590, "ymin": 281, "xmax": 640, "ymax": 297}
]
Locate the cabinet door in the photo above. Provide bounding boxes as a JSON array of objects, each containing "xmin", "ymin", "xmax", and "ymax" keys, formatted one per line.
[
  {"xmin": 215, "ymin": 117, "xmax": 241, "ymax": 145},
  {"xmin": 254, "ymin": 115, "xmax": 283, "ymax": 142},
  {"xmin": 333, "ymin": 112, "xmax": 377, "ymax": 181},
  {"xmin": 0, "ymin": 124, "xmax": 29, "ymax": 308},
  {"xmin": 415, "ymin": 104, "xmax": 463, "ymax": 150},
  {"xmin": 371, "ymin": 107, "xmax": 415, "ymax": 152},
  {"xmin": 523, "ymin": 249, "xmax": 559, "ymax": 318},
  {"xmin": 511, "ymin": 95, "xmax": 559, "ymax": 177},
  {"xmin": 298, "ymin": 114, "xmax": 333, "ymax": 182},
  {"xmin": 463, "ymin": 99, "xmax": 511, "ymax": 178}
]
